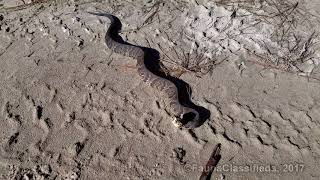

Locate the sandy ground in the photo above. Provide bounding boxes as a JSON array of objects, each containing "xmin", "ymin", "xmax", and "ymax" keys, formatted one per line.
[{"xmin": 0, "ymin": 0, "xmax": 320, "ymax": 180}]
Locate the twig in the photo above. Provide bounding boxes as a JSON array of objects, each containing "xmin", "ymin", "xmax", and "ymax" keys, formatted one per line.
[{"xmin": 199, "ymin": 143, "xmax": 222, "ymax": 180}]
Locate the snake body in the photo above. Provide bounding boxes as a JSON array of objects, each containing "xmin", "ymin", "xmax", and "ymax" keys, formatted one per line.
[{"xmin": 89, "ymin": 12, "xmax": 199, "ymax": 129}]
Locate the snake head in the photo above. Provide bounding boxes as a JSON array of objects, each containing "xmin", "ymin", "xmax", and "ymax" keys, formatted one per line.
[{"xmin": 172, "ymin": 109, "xmax": 199, "ymax": 129}]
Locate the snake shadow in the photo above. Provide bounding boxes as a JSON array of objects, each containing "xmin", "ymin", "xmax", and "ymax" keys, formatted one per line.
[{"xmin": 107, "ymin": 14, "xmax": 210, "ymax": 128}]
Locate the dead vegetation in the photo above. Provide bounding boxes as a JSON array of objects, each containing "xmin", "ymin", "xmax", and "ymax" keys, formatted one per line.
[
  {"xmin": 130, "ymin": 0, "xmax": 320, "ymax": 78},
  {"xmin": 123, "ymin": 0, "xmax": 226, "ymax": 77},
  {"xmin": 214, "ymin": 0, "xmax": 320, "ymax": 75},
  {"xmin": 156, "ymin": 42, "xmax": 227, "ymax": 77},
  {"xmin": 0, "ymin": 0, "xmax": 319, "ymax": 79},
  {"xmin": 141, "ymin": 0, "xmax": 320, "ymax": 78}
]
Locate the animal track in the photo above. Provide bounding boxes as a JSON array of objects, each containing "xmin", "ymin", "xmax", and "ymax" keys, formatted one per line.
[{"xmin": 0, "ymin": 2, "xmax": 319, "ymax": 180}]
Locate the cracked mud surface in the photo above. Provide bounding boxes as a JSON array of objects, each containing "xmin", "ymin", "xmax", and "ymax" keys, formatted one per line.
[{"xmin": 0, "ymin": 0, "xmax": 320, "ymax": 179}]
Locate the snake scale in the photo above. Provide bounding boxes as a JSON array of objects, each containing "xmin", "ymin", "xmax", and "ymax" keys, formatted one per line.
[{"xmin": 89, "ymin": 12, "xmax": 199, "ymax": 129}]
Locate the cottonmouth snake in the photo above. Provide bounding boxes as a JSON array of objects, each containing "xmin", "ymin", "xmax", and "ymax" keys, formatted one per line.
[{"xmin": 89, "ymin": 12, "xmax": 199, "ymax": 129}]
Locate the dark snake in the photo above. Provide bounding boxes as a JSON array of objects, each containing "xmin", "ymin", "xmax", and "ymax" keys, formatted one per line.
[{"xmin": 88, "ymin": 12, "xmax": 199, "ymax": 129}]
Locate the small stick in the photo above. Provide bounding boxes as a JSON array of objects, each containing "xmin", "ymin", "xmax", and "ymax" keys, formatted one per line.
[{"xmin": 199, "ymin": 143, "xmax": 222, "ymax": 180}]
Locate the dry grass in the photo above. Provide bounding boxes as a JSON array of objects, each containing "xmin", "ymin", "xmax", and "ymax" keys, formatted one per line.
[
  {"xmin": 214, "ymin": 0, "xmax": 320, "ymax": 74},
  {"xmin": 149, "ymin": 0, "xmax": 319, "ymax": 77},
  {"xmin": 1, "ymin": 0, "xmax": 318, "ymax": 78},
  {"xmin": 157, "ymin": 43, "xmax": 227, "ymax": 77}
]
